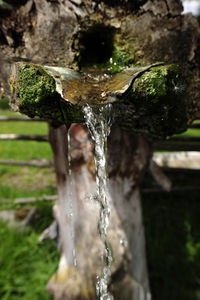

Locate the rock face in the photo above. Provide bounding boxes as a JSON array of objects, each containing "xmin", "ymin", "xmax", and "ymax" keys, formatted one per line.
[{"xmin": 1, "ymin": 0, "xmax": 200, "ymax": 120}]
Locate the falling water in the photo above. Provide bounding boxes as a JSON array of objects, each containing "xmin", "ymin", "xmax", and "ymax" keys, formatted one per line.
[
  {"xmin": 66, "ymin": 130, "xmax": 77, "ymax": 267},
  {"xmin": 83, "ymin": 104, "xmax": 114, "ymax": 300}
]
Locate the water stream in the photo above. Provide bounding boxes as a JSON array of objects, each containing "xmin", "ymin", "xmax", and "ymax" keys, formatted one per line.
[
  {"xmin": 83, "ymin": 104, "xmax": 114, "ymax": 300},
  {"xmin": 66, "ymin": 130, "xmax": 77, "ymax": 267}
]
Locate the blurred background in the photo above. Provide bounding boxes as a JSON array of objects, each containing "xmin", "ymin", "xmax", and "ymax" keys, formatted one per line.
[{"xmin": 1, "ymin": 0, "xmax": 200, "ymax": 299}]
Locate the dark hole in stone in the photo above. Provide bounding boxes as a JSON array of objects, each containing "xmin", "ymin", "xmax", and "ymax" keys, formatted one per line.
[
  {"xmin": 8, "ymin": 29, "xmax": 24, "ymax": 48},
  {"xmin": 4, "ymin": 0, "xmax": 28, "ymax": 7},
  {"xmin": 78, "ymin": 24, "xmax": 114, "ymax": 67},
  {"xmin": 0, "ymin": 28, "xmax": 8, "ymax": 45},
  {"xmin": 99, "ymin": 0, "xmax": 147, "ymax": 10}
]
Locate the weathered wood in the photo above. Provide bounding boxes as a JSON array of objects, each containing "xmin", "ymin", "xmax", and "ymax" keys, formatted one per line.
[
  {"xmin": 0, "ymin": 195, "xmax": 57, "ymax": 204},
  {"xmin": 47, "ymin": 124, "xmax": 152, "ymax": 299},
  {"xmin": 0, "ymin": 134, "xmax": 48, "ymax": 142},
  {"xmin": 0, "ymin": 116, "xmax": 46, "ymax": 121},
  {"xmin": 189, "ymin": 124, "xmax": 200, "ymax": 129},
  {"xmin": 14, "ymin": 195, "xmax": 57, "ymax": 204},
  {"xmin": 142, "ymin": 186, "xmax": 200, "ymax": 194},
  {"xmin": 0, "ymin": 158, "xmax": 53, "ymax": 167},
  {"xmin": 149, "ymin": 160, "xmax": 172, "ymax": 192},
  {"xmin": 155, "ymin": 143, "xmax": 200, "ymax": 152},
  {"xmin": 153, "ymin": 151, "xmax": 200, "ymax": 169},
  {"xmin": 169, "ymin": 137, "xmax": 200, "ymax": 143},
  {"xmin": 39, "ymin": 220, "xmax": 58, "ymax": 244},
  {"xmin": 0, "ymin": 207, "xmax": 36, "ymax": 227},
  {"xmin": 162, "ymin": 167, "xmax": 200, "ymax": 174}
]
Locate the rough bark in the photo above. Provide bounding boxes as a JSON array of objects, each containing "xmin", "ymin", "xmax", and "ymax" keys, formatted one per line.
[{"xmin": 48, "ymin": 124, "xmax": 152, "ymax": 299}]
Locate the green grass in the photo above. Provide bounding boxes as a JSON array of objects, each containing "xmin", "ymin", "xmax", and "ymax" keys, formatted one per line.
[
  {"xmin": 1, "ymin": 105, "xmax": 200, "ymax": 300},
  {"xmin": 0, "ymin": 140, "xmax": 52, "ymax": 160},
  {"xmin": 0, "ymin": 108, "xmax": 58, "ymax": 299},
  {"xmin": 0, "ymin": 119, "xmax": 49, "ymax": 135},
  {"xmin": 0, "ymin": 109, "xmax": 52, "ymax": 161},
  {"xmin": 0, "ymin": 109, "xmax": 55, "ymax": 207},
  {"xmin": 0, "ymin": 97, "xmax": 10, "ymax": 110},
  {"xmin": 0, "ymin": 220, "xmax": 59, "ymax": 300},
  {"xmin": 174, "ymin": 127, "xmax": 200, "ymax": 138}
]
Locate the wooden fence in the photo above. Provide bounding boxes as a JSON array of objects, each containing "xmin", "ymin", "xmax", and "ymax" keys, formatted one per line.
[{"xmin": 0, "ymin": 114, "xmax": 200, "ymax": 202}]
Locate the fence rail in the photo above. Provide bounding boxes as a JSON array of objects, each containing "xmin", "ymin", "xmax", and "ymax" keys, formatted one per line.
[
  {"xmin": 0, "ymin": 115, "xmax": 199, "ymax": 201},
  {"xmin": 0, "ymin": 134, "xmax": 48, "ymax": 142},
  {"xmin": 0, "ymin": 158, "xmax": 53, "ymax": 167},
  {"xmin": 0, "ymin": 116, "xmax": 46, "ymax": 122},
  {"xmin": 0, "ymin": 114, "xmax": 200, "ymax": 167}
]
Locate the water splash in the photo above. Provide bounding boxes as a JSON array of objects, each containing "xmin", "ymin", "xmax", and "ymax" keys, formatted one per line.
[{"xmin": 83, "ymin": 104, "xmax": 114, "ymax": 300}]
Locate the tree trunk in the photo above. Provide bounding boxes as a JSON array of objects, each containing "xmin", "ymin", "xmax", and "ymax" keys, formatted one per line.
[{"xmin": 48, "ymin": 123, "xmax": 152, "ymax": 299}]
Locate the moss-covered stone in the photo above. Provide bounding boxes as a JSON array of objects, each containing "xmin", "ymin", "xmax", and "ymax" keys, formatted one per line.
[
  {"xmin": 18, "ymin": 64, "xmax": 56, "ymax": 104},
  {"xmin": 13, "ymin": 62, "xmax": 188, "ymax": 138},
  {"xmin": 18, "ymin": 64, "xmax": 61, "ymax": 121},
  {"xmin": 81, "ymin": 46, "xmax": 133, "ymax": 74},
  {"xmin": 17, "ymin": 64, "xmax": 85, "ymax": 127},
  {"xmin": 107, "ymin": 47, "xmax": 134, "ymax": 74},
  {"xmin": 125, "ymin": 64, "xmax": 188, "ymax": 137},
  {"xmin": 133, "ymin": 64, "xmax": 181, "ymax": 102}
]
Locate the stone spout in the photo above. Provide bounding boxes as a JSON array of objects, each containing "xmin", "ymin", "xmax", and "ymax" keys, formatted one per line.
[{"xmin": 10, "ymin": 62, "xmax": 187, "ymax": 138}]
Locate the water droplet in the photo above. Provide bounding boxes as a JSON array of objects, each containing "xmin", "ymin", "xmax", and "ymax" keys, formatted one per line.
[
  {"xmin": 120, "ymin": 239, "xmax": 128, "ymax": 247},
  {"xmin": 100, "ymin": 293, "xmax": 114, "ymax": 300}
]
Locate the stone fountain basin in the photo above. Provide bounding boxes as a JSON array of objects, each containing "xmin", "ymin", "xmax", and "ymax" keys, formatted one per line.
[{"xmin": 10, "ymin": 62, "xmax": 188, "ymax": 139}]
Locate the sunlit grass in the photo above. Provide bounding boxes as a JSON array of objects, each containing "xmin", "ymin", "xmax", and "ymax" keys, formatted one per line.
[
  {"xmin": 0, "ymin": 220, "xmax": 59, "ymax": 300},
  {"xmin": 0, "ymin": 106, "xmax": 58, "ymax": 300},
  {"xmin": 0, "ymin": 140, "xmax": 52, "ymax": 160},
  {"xmin": 0, "ymin": 109, "xmax": 55, "ymax": 206},
  {"xmin": 174, "ymin": 127, "xmax": 200, "ymax": 138}
]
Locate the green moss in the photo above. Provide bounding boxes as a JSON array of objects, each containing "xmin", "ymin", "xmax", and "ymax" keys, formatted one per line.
[
  {"xmin": 133, "ymin": 65, "xmax": 180, "ymax": 102},
  {"xmin": 16, "ymin": 63, "xmax": 188, "ymax": 138},
  {"xmin": 107, "ymin": 47, "xmax": 134, "ymax": 74},
  {"xmin": 19, "ymin": 64, "xmax": 56, "ymax": 104},
  {"xmin": 135, "ymin": 67, "xmax": 167, "ymax": 100},
  {"xmin": 113, "ymin": 64, "xmax": 188, "ymax": 138},
  {"xmin": 60, "ymin": 100, "xmax": 84, "ymax": 128},
  {"xmin": 18, "ymin": 65, "xmax": 63, "ymax": 124},
  {"xmin": 87, "ymin": 47, "xmax": 134, "ymax": 74},
  {"xmin": 17, "ymin": 64, "xmax": 86, "ymax": 127},
  {"xmin": 131, "ymin": 64, "xmax": 187, "ymax": 137}
]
